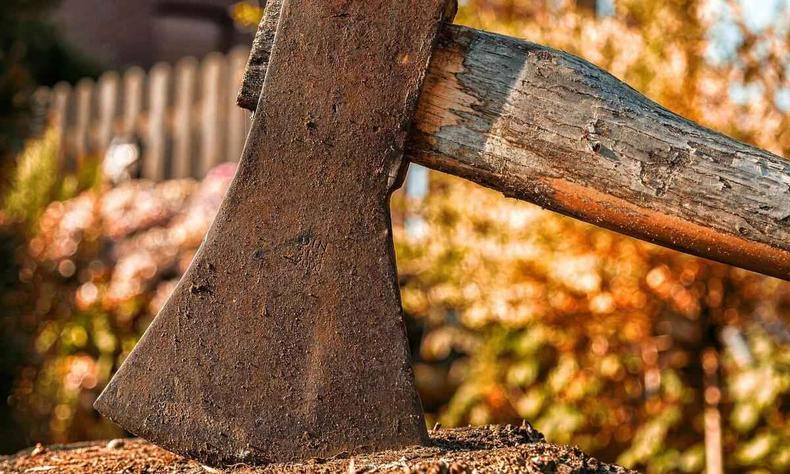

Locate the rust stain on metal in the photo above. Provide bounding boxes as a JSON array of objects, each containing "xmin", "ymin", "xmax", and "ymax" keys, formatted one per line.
[
  {"xmin": 546, "ymin": 178, "xmax": 790, "ymax": 280},
  {"xmin": 96, "ymin": 0, "xmax": 454, "ymax": 466}
]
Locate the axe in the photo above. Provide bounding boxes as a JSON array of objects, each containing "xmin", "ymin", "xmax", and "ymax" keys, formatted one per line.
[{"xmin": 96, "ymin": 0, "xmax": 790, "ymax": 468}]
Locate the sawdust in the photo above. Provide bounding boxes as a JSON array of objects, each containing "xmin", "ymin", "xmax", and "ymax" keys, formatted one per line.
[{"xmin": 0, "ymin": 424, "xmax": 637, "ymax": 473}]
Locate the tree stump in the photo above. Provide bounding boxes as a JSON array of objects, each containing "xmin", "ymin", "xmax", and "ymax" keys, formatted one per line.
[{"xmin": 0, "ymin": 424, "xmax": 635, "ymax": 473}]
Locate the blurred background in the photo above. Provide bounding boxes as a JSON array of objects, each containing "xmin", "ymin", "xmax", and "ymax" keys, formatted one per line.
[{"xmin": 0, "ymin": 0, "xmax": 788, "ymax": 472}]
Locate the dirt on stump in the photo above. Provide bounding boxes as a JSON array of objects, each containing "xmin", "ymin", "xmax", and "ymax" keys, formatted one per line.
[{"xmin": 0, "ymin": 424, "xmax": 637, "ymax": 473}]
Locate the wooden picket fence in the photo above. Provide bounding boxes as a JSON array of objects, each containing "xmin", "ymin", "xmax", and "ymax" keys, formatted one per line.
[{"xmin": 35, "ymin": 47, "xmax": 253, "ymax": 181}]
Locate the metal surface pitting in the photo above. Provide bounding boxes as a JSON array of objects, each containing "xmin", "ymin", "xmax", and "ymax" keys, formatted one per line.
[{"xmin": 95, "ymin": 0, "xmax": 454, "ymax": 467}]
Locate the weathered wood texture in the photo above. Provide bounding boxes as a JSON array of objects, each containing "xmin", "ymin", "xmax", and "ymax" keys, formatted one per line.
[
  {"xmin": 36, "ymin": 47, "xmax": 253, "ymax": 180},
  {"xmin": 237, "ymin": 24, "xmax": 790, "ymax": 280},
  {"xmin": 237, "ymin": 0, "xmax": 283, "ymax": 111},
  {"xmin": 409, "ymin": 26, "xmax": 789, "ymax": 279}
]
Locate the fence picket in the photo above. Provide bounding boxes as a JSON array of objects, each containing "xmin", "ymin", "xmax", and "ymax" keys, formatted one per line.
[
  {"xmin": 122, "ymin": 67, "xmax": 145, "ymax": 140},
  {"xmin": 50, "ymin": 82, "xmax": 72, "ymax": 172},
  {"xmin": 96, "ymin": 71, "xmax": 120, "ymax": 155},
  {"xmin": 143, "ymin": 63, "xmax": 170, "ymax": 181},
  {"xmin": 173, "ymin": 57, "xmax": 199, "ymax": 179},
  {"xmin": 72, "ymin": 79, "xmax": 94, "ymax": 168},
  {"xmin": 199, "ymin": 53, "xmax": 225, "ymax": 177}
]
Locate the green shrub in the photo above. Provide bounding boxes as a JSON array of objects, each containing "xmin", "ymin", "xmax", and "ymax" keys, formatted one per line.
[{"xmin": 2, "ymin": 129, "xmax": 60, "ymax": 227}]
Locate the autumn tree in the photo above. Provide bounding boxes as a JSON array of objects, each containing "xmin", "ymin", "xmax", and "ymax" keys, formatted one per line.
[{"xmin": 395, "ymin": 1, "xmax": 788, "ymax": 472}]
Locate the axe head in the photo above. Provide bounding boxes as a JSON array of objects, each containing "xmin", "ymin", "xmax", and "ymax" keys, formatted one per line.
[{"xmin": 95, "ymin": 0, "xmax": 454, "ymax": 467}]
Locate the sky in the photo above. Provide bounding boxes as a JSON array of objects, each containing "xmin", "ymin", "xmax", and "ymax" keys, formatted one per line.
[
  {"xmin": 705, "ymin": 0, "xmax": 789, "ymax": 109},
  {"xmin": 595, "ymin": 0, "xmax": 789, "ymax": 109}
]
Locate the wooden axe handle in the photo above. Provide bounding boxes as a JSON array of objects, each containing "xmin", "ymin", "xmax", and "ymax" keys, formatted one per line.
[
  {"xmin": 237, "ymin": 0, "xmax": 283, "ymax": 112},
  {"xmin": 240, "ymin": 16, "xmax": 790, "ymax": 280}
]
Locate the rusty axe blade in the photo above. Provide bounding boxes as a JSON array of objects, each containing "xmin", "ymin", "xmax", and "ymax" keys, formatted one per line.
[
  {"xmin": 95, "ymin": 0, "xmax": 454, "ymax": 466},
  {"xmin": 237, "ymin": 0, "xmax": 458, "ymax": 112}
]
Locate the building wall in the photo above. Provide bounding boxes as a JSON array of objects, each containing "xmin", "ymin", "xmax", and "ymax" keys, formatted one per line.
[{"xmin": 58, "ymin": 0, "xmax": 253, "ymax": 68}]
